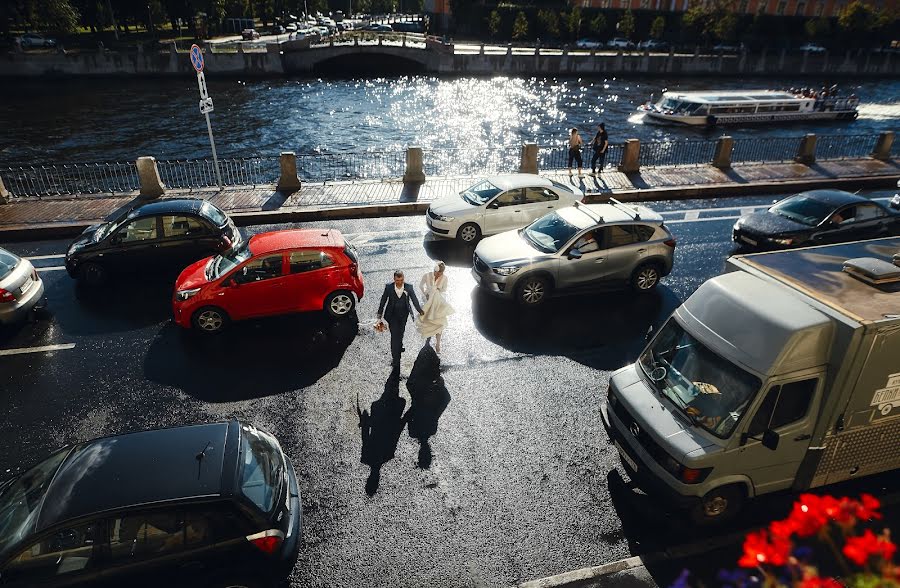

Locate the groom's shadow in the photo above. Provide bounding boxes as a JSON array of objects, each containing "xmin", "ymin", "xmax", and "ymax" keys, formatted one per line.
[
  {"xmin": 404, "ymin": 344, "xmax": 451, "ymax": 469},
  {"xmin": 357, "ymin": 369, "xmax": 407, "ymax": 496}
]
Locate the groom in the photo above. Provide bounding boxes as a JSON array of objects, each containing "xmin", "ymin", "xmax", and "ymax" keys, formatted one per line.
[{"xmin": 378, "ymin": 270, "xmax": 424, "ymax": 371}]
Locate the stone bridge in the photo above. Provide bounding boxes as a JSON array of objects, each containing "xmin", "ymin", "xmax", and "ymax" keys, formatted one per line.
[{"xmin": 281, "ymin": 39, "xmax": 443, "ymax": 74}]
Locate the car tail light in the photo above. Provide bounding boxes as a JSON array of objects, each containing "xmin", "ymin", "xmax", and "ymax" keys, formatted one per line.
[
  {"xmin": 664, "ymin": 239, "xmax": 677, "ymax": 248},
  {"xmin": 349, "ymin": 262, "xmax": 358, "ymax": 275},
  {"xmin": 0, "ymin": 288, "xmax": 15, "ymax": 303},
  {"xmin": 246, "ymin": 529, "xmax": 284, "ymax": 555},
  {"xmin": 219, "ymin": 235, "xmax": 232, "ymax": 250},
  {"xmin": 31, "ymin": 269, "xmax": 38, "ymax": 281}
]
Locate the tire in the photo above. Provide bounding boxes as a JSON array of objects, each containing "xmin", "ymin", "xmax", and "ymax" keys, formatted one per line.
[
  {"xmin": 192, "ymin": 306, "xmax": 229, "ymax": 334},
  {"xmin": 689, "ymin": 485, "xmax": 744, "ymax": 526},
  {"xmin": 325, "ymin": 290, "xmax": 355, "ymax": 318},
  {"xmin": 630, "ymin": 263, "xmax": 661, "ymax": 292},
  {"xmin": 457, "ymin": 222, "xmax": 481, "ymax": 244},
  {"xmin": 516, "ymin": 275, "xmax": 550, "ymax": 306},
  {"xmin": 77, "ymin": 262, "xmax": 107, "ymax": 286}
]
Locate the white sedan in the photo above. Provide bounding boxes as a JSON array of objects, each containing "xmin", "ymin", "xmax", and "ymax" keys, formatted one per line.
[{"xmin": 425, "ymin": 174, "xmax": 584, "ymax": 243}]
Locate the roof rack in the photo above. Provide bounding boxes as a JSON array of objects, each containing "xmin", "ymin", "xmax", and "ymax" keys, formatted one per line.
[
  {"xmin": 572, "ymin": 201, "xmax": 604, "ymax": 224},
  {"xmin": 608, "ymin": 198, "xmax": 641, "ymax": 221}
]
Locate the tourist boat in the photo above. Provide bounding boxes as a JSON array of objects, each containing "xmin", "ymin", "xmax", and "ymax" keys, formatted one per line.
[{"xmin": 638, "ymin": 89, "xmax": 860, "ymax": 126}]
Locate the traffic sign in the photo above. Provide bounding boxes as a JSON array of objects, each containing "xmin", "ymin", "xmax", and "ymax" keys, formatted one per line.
[{"xmin": 189, "ymin": 44, "xmax": 204, "ymax": 72}]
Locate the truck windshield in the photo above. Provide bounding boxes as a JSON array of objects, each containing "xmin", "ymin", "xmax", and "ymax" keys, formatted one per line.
[{"xmin": 638, "ymin": 318, "xmax": 761, "ymax": 438}]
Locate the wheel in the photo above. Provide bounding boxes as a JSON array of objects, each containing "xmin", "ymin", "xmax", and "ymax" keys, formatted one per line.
[
  {"xmin": 325, "ymin": 290, "xmax": 355, "ymax": 318},
  {"xmin": 689, "ymin": 485, "xmax": 744, "ymax": 526},
  {"xmin": 457, "ymin": 222, "xmax": 481, "ymax": 244},
  {"xmin": 77, "ymin": 262, "xmax": 107, "ymax": 286},
  {"xmin": 192, "ymin": 306, "xmax": 229, "ymax": 334},
  {"xmin": 630, "ymin": 263, "xmax": 661, "ymax": 292},
  {"xmin": 516, "ymin": 275, "xmax": 550, "ymax": 306}
]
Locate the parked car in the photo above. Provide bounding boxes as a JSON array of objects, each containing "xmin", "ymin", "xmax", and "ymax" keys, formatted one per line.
[
  {"xmin": 472, "ymin": 201, "xmax": 676, "ymax": 306},
  {"xmin": 712, "ymin": 43, "xmax": 741, "ymax": 52},
  {"xmin": 797, "ymin": 42, "xmax": 826, "ymax": 53},
  {"xmin": 606, "ymin": 38, "xmax": 635, "ymax": 50},
  {"xmin": 17, "ymin": 33, "xmax": 56, "ymax": 48},
  {"xmin": 241, "ymin": 28, "xmax": 261, "ymax": 40},
  {"xmin": 575, "ymin": 38, "xmax": 603, "ymax": 49},
  {"xmin": 426, "ymin": 174, "xmax": 584, "ymax": 244},
  {"xmin": 0, "ymin": 247, "xmax": 45, "ymax": 325},
  {"xmin": 285, "ymin": 23, "xmax": 298, "ymax": 32},
  {"xmin": 65, "ymin": 199, "xmax": 241, "ymax": 286},
  {"xmin": 366, "ymin": 23, "xmax": 393, "ymax": 32},
  {"xmin": 637, "ymin": 39, "xmax": 669, "ymax": 51},
  {"xmin": 0, "ymin": 420, "xmax": 301, "ymax": 588},
  {"xmin": 732, "ymin": 190, "xmax": 900, "ymax": 250},
  {"xmin": 173, "ymin": 228, "xmax": 364, "ymax": 333}
]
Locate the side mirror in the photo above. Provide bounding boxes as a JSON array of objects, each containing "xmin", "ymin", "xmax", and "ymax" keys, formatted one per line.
[
  {"xmin": 222, "ymin": 278, "xmax": 237, "ymax": 288},
  {"xmin": 889, "ymin": 195, "xmax": 899, "ymax": 210},
  {"xmin": 109, "ymin": 235, "xmax": 122, "ymax": 245},
  {"xmin": 487, "ymin": 202, "xmax": 500, "ymax": 210},
  {"xmin": 762, "ymin": 429, "xmax": 780, "ymax": 451},
  {"xmin": 567, "ymin": 249, "xmax": 583, "ymax": 260}
]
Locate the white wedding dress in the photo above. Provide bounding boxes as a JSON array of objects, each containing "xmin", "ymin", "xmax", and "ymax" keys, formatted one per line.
[{"xmin": 416, "ymin": 272, "xmax": 454, "ymax": 338}]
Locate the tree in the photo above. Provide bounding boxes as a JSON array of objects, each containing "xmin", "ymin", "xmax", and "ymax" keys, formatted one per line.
[
  {"xmin": 536, "ymin": 9, "xmax": 559, "ymax": 37},
  {"xmin": 566, "ymin": 6, "xmax": 581, "ymax": 39},
  {"xmin": 588, "ymin": 12, "xmax": 606, "ymax": 37},
  {"xmin": 804, "ymin": 16, "xmax": 831, "ymax": 39},
  {"xmin": 838, "ymin": 0, "xmax": 877, "ymax": 36},
  {"xmin": 712, "ymin": 12, "xmax": 737, "ymax": 41},
  {"xmin": 650, "ymin": 15, "xmax": 665, "ymax": 39},
  {"xmin": 617, "ymin": 8, "xmax": 634, "ymax": 38},
  {"xmin": 26, "ymin": 0, "xmax": 81, "ymax": 33},
  {"xmin": 487, "ymin": 9, "xmax": 501, "ymax": 39},
  {"xmin": 512, "ymin": 10, "xmax": 528, "ymax": 40}
]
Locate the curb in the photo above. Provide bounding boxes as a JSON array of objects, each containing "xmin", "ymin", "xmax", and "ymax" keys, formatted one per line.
[
  {"xmin": 517, "ymin": 556, "xmax": 649, "ymax": 588},
  {"xmin": 0, "ymin": 174, "xmax": 896, "ymax": 242}
]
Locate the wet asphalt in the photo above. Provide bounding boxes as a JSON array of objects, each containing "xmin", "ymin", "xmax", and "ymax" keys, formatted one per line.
[{"xmin": 2, "ymin": 190, "xmax": 899, "ymax": 588}]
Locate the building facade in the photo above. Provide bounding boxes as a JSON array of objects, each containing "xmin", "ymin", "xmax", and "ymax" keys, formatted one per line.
[{"xmin": 574, "ymin": 0, "xmax": 897, "ymax": 19}]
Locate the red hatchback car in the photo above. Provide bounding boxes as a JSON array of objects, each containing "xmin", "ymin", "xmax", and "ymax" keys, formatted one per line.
[{"xmin": 173, "ymin": 228, "xmax": 364, "ymax": 333}]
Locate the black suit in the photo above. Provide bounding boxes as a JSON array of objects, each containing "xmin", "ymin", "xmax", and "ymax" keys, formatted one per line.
[{"xmin": 378, "ymin": 282, "xmax": 423, "ymax": 369}]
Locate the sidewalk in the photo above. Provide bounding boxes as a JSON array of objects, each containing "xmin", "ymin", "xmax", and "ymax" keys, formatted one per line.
[{"xmin": 1, "ymin": 159, "xmax": 897, "ymax": 240}]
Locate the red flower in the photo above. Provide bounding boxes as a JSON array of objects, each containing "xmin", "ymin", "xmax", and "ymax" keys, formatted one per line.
[
  {"xmin": 842, "ymin": 529, "xmax": 897, "ymax": 567},
  {"xmin": 738, "ymin": 529, "xmax": 791, "ymax": 568},
  {"xmin": 799, "ymin": 576, "xmax": 843, "ymax": 588},
  {"xmin": 789, "ymin": 495, "xmax": 832, "ymax": 537},
  {"xmin": 847, "ymin": 494, "xmax": 883, "ymax": 522}
]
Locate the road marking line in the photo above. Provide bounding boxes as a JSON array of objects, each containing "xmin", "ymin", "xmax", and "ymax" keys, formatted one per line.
[
  {"xmin": 667, "ymin": 215, "xmax": 740, "ymax": 224},
  {"xmin": 35, "ymin": 266, "xmax": 68, "ymax": 272},
  {"xmin": 25, "ymin": 254, "xmax": 66, "ymax": 261},
  {"xmin": 0, "ymin": 343, "xmax": 76, "ymax": 356},
  {"xmin": 683, "ymin": 210, "xmax": 700, "ymax": 221}
]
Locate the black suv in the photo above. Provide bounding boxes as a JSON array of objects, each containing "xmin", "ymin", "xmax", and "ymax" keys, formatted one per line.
[
  {"xmin": 65, "ymin": 199, "xmax": 242, "ymax": 285},
  {"xmin": 0, "ymin": 421, "xmax": 301, "ymax": 588}
]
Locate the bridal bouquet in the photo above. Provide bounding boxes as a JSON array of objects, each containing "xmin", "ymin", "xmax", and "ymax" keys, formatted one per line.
[{"xmin": 373, "ymin": 319, "xmax": 388, "ymax": 333}]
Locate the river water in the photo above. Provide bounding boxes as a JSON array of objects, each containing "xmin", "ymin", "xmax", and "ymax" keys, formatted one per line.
[{"xmin": 1, "ymin": 76, "xmax": 898, "ymax": 165}]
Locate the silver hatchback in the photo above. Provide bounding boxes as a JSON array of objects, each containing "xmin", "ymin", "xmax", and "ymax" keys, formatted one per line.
[
  {"xmin": 472, "ymin": 201, "xmax": 676, "ymax": 305},
  {"xmin": 0, "ymin": 247, "xmax": 45, "ymax": 324}
]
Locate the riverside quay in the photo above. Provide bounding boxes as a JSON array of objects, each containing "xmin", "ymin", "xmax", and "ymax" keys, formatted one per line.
[{"xmin": 2, "ymin": 8, "xmax": 900, "ymax": 586}]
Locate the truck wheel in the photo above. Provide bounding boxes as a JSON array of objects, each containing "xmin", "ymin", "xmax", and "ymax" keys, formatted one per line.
[
  {"xmin": 516, "ymin": 275, "xmax": 550, "ymax": 306},
  {"xmin": 457, "ymin": 223, "xmax": 481, "ymax": 243},
  {"xmin": 689, "ymin": 485, "xmax": 744, "ymax": 526},
  {"xmin": 630, "ymin": 263, "xmax": 661, "ymax": 292}
]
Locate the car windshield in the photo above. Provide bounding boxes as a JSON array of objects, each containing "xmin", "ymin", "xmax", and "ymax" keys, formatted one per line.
[
  {"xmin": 94, "ymin": 210, "xmax": 139, "ymax": 241},
  {"xmin": 638, "ymin": 318, "xmax": 761, "ymax": 439},
  {"xmin": 770, "ymin": 195, "xmax": 835, "ymax": 226},
  {"xmin": 0, "ymin": 248, "xmax": 20, "ymax": 281},
  {"xmin": 0, "ymin": 448, "xmax": 71, "ymax": 561},
  {"xmin": 521, "ymin": 211, "xmax": 581, "ymax": 253},
  {"xmin": 549, "ymin": 180, "xmax": 574, "ymax": 195},
  {"xmin": 461, "ymin": 180, "xmax": 502, "ymax": 206},
  {"xmin": 239, "ymin": 425, "xmax": 284, "ymax": 514},
  {"xmin": 201, "ymin": 201, "xmax": 228, "ymax": 227},
  {"xmin": 207, "ymin": 241, "xmax": 252, "ymax": 280}
]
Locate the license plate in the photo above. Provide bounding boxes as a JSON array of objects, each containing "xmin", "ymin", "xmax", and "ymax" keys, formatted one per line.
[
  {"xmin": 615, "ymin": 441, "xmax": 638, "ymax": 472},
  {"xmin": 19, "ymin": 278, "xmax": 33, "ymax": 296},
  {"xmin": 740, "ymin": 235, "xmax": 757, "ymax": 246}
]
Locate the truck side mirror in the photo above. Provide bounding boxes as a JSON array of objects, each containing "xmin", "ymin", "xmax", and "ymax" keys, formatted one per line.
[{"xmin": 762, "ymin": 429, "xmax": 780, "ymax": 451}]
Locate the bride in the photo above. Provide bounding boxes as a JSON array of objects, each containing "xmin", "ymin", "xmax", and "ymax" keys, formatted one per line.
[{"xmin": 416, "ymin": 261, "xmax": 454, "ymax": 353}]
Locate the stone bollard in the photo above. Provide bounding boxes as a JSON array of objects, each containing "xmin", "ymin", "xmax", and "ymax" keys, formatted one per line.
[
  {"xmin": 618, "ymin": 139, "xmax": 641, "ymax": 174},
  {"xmin": 712, "ymin": 136, "xmax": 734, "ymax": 169},
  {"xmin": 136, "ymin": 156, "xmax": 165, "ymax": 198},
  {"xmin": 871, "ymin": 131, "xmax": 895, "ymax": 161},
  {"xmin": 507, "ymin": 44, "xmax": 512, "ymax": 55},
  {"xmin": 519, "ymin": 142, "xmax": 539, "ymax": 174},
  {"xmin": 276, "ymin": 152, "xmax": 302, "ymax": 192},
  {"xmin": 0, "ymin": 174, "xmax": 9, "ymax": 204},
  {"xmin": 480, "ymin": 44, "xmax": 485, "ymax": 55},
  {"xmin": 795, "ymin": 134, "xmax": 817, "ymax": 165},
  {"xmin": 403, "ymin": 147, "xmax": 426, "ymax": 183}
]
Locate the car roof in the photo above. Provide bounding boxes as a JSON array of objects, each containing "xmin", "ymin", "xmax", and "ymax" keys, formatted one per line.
[
  {"xmin": 249, "ymin": 228, "xmax": 344, "ymax": 255},
  {"xmin": 790, "ymin": 190, "xmax": 872, "ymax": 208},
  {"xmin": 484, "ymin": 174, "xmax": 554, "ymax": 191},
  {"xmin": 129, "ymin": 198, "xmax": 205, "ymax": 217},
  {"xmin": 558, "ymin": 203, "xmax": 664, "ymax": 229},
  {"xmin": 35, "ymin": 422, "xmax": 233, "ymax": 532}
]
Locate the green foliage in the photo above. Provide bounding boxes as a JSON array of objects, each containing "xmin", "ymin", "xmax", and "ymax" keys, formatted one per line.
[
  {"xmin": 712, "ymin": 12, "xmax": 737, "ymax": 41},
  {"xmin": 536, "ymin": 9, "xmax": 559, "ymax": 37},
  {"xmin": 566, "ymin": 6, "xmax": 581, "ymax": 39},
  {"xmin": 804, "ymin": 17, "xmax": 830, "ymax": 39},
  {"xmin": 837, "ymin": 0, "xmax": 877, "ymax": 34},
  {"xmin": 512, "ymin": 10, "xmax": 528, "ymax": 39},
  {"xmin": 617, "ymin": 8, "xmax": 634, "ymax": 37},
  {"xmin": 588, "ymin": 12, "xmax": 606, "ymax": 36},
  {"xmin": 650, "ymin": 15, "xmax": 664, "ymax": 39},
  {"xmin": 487, "ymin": 9, "xmax": 501, "ymax": 38},
  {"xmin": 681, "ymin": 0, "xmax": 738, "ymax": 43},
  {"xmin": 26, "ymin": 0, "xmax": 81, "ymax": 33}
]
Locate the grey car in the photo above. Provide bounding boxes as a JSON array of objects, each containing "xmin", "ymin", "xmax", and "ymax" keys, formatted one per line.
[
  {"xmin": 472, "ymin": 201, "xmax": 676, "ymax": 305},
  {"xmin": 0, "ymin": 247, "xmax": 45, "ymax": 324}
]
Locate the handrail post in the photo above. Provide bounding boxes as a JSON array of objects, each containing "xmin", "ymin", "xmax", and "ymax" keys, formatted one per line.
[
  {"xmin": 0, "ymin": 173, "xmax": 9, "ymax": 204},
  {"xmin": 618, "ymin": 139, "xmax": 641, "ymax": 173},
  {"xmin": 403, "ymin": 146, "xmax": 426, "ymax": 183},
  {"xmin": 519, "ymin": 142, "xmax": 538, "ymax": 174},
  {"xmin": 872, "ymin": 131, "xmax": 895, "ymax": 161},
  {"xmin": 795, "ymin": 134, "xmax": 817, "ymax": 165},
  {"xmin": 277, "ymin": 152, "xmax": 302, "ymax": 192},
  {"xmin": 712, "ymin": 136, "xmax": 734, "ymax": 169},
  {"xmin": 136, "ymin": 156, "xmax": 165, "ymax": 198}
]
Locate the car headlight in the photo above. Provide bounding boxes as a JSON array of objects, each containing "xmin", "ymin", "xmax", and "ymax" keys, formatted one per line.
[
  {"xmin": 430, "ymin": 210, "xmax": 452, "ymax": 222},
  {"xmin": 771, "ymin": 237, "xmax": 794, "ymax": 245},
  {"xmin": 733, "ymin": 220, "xmax": 742, "ymax": 230},
  {"xmin": 492, "ymin": 266, "xmax": 521, "ymax": 276},
  {"xmin": 175, "ymin": 288, "xmax": 201, "ymax": 301}
]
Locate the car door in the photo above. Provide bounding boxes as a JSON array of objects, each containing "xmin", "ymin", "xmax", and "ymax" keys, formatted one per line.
[
  {"xmin": 284, "ymin": 249, "xmax": 341, "ymax": 312},
  {"xmin": 0, "ymin": 520, "xmax": 105, "ymax": 587},
  {"xmin": 522, "ymin": 187, "xmax": 562, "ymax": 224},
  {"xmin": 106, "ymin": 216, "xmax": 162, "ymax": 273},
  {"xmin": 482, "ymin": 189, "xmax": 527, "ymax": 235},
  {"xmin": 597, "ymin": 224, "xmax": 648, "ymax": 281},
  {"xmin": 219, "ymin": 253, "xmax": 289, "ymax": 320},
  {"xmin": 159, "ymin": 214, "xmax": 222, "ymax": 270},
  {"xmin": 555, "ymin": 228, "xmax": 607, "ymax": 288},
  {"xmin": 846, "ymin": 203, "xmax": 891, "ymax": 240}
]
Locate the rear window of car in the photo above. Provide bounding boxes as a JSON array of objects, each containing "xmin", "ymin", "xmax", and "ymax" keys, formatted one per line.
[
  {"xmin": 200, "ymin": 202, "xmax": 228, "ymax": 227},
  {"xmin": 0, "ymin": 248, "xmax": 20, "ymax": 281},
  {"xmin": 238, "ymin": 425, "xmax": 284, "ymax": 514}
]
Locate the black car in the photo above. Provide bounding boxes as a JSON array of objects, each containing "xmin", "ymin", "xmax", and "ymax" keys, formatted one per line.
[
  {"xmin": 732, "ymin": 190, "xmax": 900, "ymax": 250},
  {"xmin": 65, "ymin": 199, "xmax": 241, "ymax": 285},
  {"xmin": 0, "ymin": 421, "xmax": 301, "ymax": 588}
]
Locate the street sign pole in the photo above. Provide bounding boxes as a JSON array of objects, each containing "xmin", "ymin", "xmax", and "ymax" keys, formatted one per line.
[{"xmin": 190, "ymin": 45, "xmax": 223, "ymax": 189}]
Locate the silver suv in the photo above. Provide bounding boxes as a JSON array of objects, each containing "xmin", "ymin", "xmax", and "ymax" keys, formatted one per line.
[{"xmin": 472, "ymin": 201, "xmax": 676, "ymax": 305}]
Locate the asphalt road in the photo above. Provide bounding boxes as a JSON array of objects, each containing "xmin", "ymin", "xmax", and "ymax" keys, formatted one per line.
[{"xmin": 2, "ymin": 190, "xmax": 899, "ymax": 588}]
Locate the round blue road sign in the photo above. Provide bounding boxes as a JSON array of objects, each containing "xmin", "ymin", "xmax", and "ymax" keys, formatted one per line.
[{"xmin": 190, "ymin": 44, "xmax": 204, "ymax": 72}]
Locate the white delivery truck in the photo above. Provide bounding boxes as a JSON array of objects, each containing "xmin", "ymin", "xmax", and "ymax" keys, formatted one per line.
[{"xmin": 601, "ymin": 237, "xmax": 900, "ymax": 524}]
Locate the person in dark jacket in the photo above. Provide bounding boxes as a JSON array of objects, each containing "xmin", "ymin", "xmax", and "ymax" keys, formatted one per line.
[
  {"xmin": 590, "ymin": 123, "xmax": 608, "ymax": 175},
  {"xmin": 378, "ymin": 270, "xmax": 424, "ymax": 371}
]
